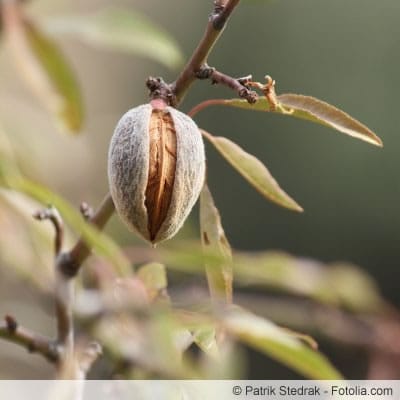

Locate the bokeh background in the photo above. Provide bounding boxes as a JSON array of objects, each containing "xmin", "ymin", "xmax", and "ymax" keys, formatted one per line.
[{"xmin": 0, "ymin": 0, "xmax": 399, "ymax": 379}]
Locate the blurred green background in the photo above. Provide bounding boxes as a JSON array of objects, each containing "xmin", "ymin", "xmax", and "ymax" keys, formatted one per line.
[{"xmin": 0, "ymin": 0, "xmax": 399, "ymax": 379}]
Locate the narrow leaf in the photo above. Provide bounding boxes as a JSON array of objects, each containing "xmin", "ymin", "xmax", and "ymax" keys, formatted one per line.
[
  {"xmin": 233, "ymin": 251, "xmax": 385, "ymax": 312},
  {"xmin": 44, "ymin": 8, "xmax": 184, "ymax": 70},
  {"xmin": 200, "ymin": 184, "xmax": 233, "ymax": 303},
  {"xmin": 3, "ymin": 2, "xmax": 83, "ymax": 132},
  {"xmin": 278, "ymin": 94, "xmax": 382, "ymax": 146},
  {"xmin": 202, "ymin": 130, "xmax": 303, "ymax": 212},
  {"xmin": 223, "ymin": 307, "xmax": 343, "ymax": 379},
  {"xmin": 224, "ymin": 95, "xmax": 382, "ymax": 146}
]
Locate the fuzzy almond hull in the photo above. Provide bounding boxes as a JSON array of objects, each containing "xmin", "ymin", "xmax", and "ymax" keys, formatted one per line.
[{"xmin": 108, "ymin": 104, "xmax": 206, "ymax": 244}]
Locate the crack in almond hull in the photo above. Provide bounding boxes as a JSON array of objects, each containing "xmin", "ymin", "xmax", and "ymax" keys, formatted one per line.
[{"xmin": 145, "ymin": 110, "xmax": 177, "ymax": 241}]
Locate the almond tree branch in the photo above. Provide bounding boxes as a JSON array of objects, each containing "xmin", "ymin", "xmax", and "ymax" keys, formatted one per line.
[
  {"xmin": 33, "ymin": 205, "xmax": 74, "ymax": 360},
  {"xmin": 54, "ymin": 271, "xmax": 74, "ymax": 357},
  {"xmin": 0, "ymin": 315, "xmax": 59, "ymax": 363},
  {"xmin": 172, "ymin": 0, "xmax": 242, "ymax": 105},
  {"xmin": 31, "ymin": 197, "xmax": 113, "ymax": 373}
]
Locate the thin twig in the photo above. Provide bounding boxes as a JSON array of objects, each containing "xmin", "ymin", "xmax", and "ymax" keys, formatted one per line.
[
  {"xmin": 188, "ymin": 99, "xmax": 228, "ymax": 118},
  {"xmin": 0, "ymin": 315, "xmax": 59, "ymax": 363},
  {"xmin": 33, "ymin": 205, "xmax": 74, "ymax": 359},
  {"xmin": 54, "ymin": 272, "xmax": 74, "ymax": 355},
  {"xmin": 33, "ymin": 205, "xmax": 64, "ymax": 256},
  {"xmin": 51, "ymin": 194, "xmax": 114, "ymax": 368},
  {"xmin": 29, "ymin": 196, "xmax": 113, "ymax": 373},
  {"xmin": 172, "ymin": 0, "xmax": 242, "ymax": 105},
  {"xmin": 196, "ymin": 66, "xmax": 258, "ymax": 104}
]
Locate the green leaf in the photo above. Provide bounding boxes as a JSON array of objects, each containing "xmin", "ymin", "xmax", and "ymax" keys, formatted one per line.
[
  {"xmin": 3, "ymin": 3, "xmax": 83, "ymax": 132},
  {"xmin": 202, "ymin": 130, "xmax": 303, "ymax": 212},
  {"xmin": 25, "ymin": 21, "xmax": 84, "ymax": 132},
  {"xmin": 44, "ymin": 8, "xmax": 184, "ymax": 70},
  {"xmin": 278, "ymin": 94, "xmax": 382, "ymax": 146},
  {"xmin": 223, "ymin": 307, "xmax": 343, "ymax": 379},
  {"xmin": 233, "ymin": 251, "xmax": 385, "ymax": 312},
  {"xmin": 224, "ymin": 95, "xmax": 382, "ymax": 147},
  {"xmin": 200, "ymin": 184, "xmax": 233, "ymax": 303},
  {"xmin": 326, "ymin": 262, "xmax": 386, "ymax": 312}
]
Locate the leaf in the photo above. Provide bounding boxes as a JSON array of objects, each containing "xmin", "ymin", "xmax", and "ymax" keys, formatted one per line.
[
  {"xmin": 44, "ymin": 7, "xmax": 184, "ymax": 70},
  {"xmin": 24, "ymin": 22, "xmax": 84, "ymax": 132},
  {"xmin": 2, "ymin": 2, "xmax": 83, "ymax": 132},
  {"xmin": 233, "ymin": 251, "xmax": 385, "ymax": 312},
  {"xmin": 327, "ymin": 262, "xmax": 386, "ymax": 312},
  {"xmin": 278, "ymin": 94, "xmax": 382, "ymax": 146},
  {"xmin": 200, "ymin": 184, "xmax": 233, "ymax": 303},
  {"xmin": 224, "ymin": 95, "xmax": 382, "ymax": 147},
  {"xmin": 202, "ymin": 130, "xmax": 303, "ymax": 212},
  {"xmin": 223, "ymin": 307, "xmax": 343, "ymax": 379}
]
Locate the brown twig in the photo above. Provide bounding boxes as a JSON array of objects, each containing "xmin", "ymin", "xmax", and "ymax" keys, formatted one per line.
[
  {"xmin": 33, "ymin": 205, "xmax": 64, "ymax": 256},
  {"xmin": 54, "ymin": 272, "xmax": 74, "ymax": 356},
  {"xmin": 31, "ymin": 196, "xmax": 113, "ymax": 371},
  {"xmin": 188, "ymin": 99, "xmax": 228, "ymax": 118},
  {"xmin": 172, "ymin": 0, "xmax": 242, "ymax": 105},
  {"xmin": 0, "ymin": 315, "xmax": 59, "ymax": 363},
  {"xmin": 33, "ymin": 205, "xmax": 74, "ymax": 359},
  {"xmin": 196, "ymin": 66, "xmax": 258, "ymax": 104},
  {"xmin": 50, "ymin": 193, "xmax": 114, "ymax": 369}
]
